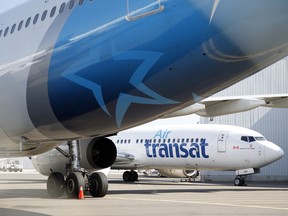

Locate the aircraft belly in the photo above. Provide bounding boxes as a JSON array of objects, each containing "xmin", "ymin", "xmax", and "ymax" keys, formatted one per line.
[{"xmin": 0, "ymin": 0, "xmax": 287, "ymax": 144}]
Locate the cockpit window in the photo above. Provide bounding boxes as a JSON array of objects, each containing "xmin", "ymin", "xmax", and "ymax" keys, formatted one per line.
[
  {"xmin": 255, "ymin": 137, "xmax": 266, "ymax": 141},
  {"xmin": 241, "ymin": 136, "xmax": 256, "ymax": 143},
  {"xmin": 248, "ymin": 136, "xmax": 255, "ymax": 142},
  {"xmin": 241, "ymin": 136, "xmax": 248, "ymax": 142}
]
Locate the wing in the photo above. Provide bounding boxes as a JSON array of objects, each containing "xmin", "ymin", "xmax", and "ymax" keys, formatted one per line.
[{"xmin": 163, "ymin": 94, "xmax": 288, "ymax": 118}]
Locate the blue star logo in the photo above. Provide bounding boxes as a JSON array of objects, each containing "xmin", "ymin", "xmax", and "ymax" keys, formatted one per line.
[{"xmin": 62, "ymin": 46, "xmax": 178, "ymax": 127}]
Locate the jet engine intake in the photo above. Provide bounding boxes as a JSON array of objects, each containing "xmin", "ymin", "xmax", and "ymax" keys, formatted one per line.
[{"xmin": 80, "ymin": 137, "xmax": 117, "ymax": 170}]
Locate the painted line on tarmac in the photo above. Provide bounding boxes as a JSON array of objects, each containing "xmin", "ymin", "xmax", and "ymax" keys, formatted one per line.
[{"xmin": 110, "ymin": 196, "xmax": 288, "ymax": 211}]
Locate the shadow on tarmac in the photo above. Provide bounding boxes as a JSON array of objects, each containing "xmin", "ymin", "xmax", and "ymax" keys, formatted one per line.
[{"xmin": 0, "ymin": 208, "xmax": 50, "ymax": 216}]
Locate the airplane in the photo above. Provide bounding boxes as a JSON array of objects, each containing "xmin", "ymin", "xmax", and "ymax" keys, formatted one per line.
[
  {"xmin": 31, "ymin": 124, "xmax": 284, "ymax": 193},
  {"xmin": 1, "ymin": 0, "xmax": 288, "ymax": 198}
]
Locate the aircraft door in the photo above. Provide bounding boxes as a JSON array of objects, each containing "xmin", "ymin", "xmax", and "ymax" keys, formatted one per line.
[
  {"xmin": 126, "ymin": 0, "xmax": 164, "ymax": 21},
  {"xmin": 217, "ymin": 131, "xmax": 229, "ymax": 152}
]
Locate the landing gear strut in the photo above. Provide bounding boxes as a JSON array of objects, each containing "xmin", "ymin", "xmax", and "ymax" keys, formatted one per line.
[
  {"xmin": 46, "ymin": 140, "xmax": 109, "ymax": 198},
  {"xmin": 234, "ymin": 175, "xmax": 247, "ymax": 186},
  {"xmin": 123, "ymin": 170, "xmax": 138, "ymax": 182}
]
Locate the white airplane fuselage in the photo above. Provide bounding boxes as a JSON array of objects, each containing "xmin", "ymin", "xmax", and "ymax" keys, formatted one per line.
[
  {"xmin": 112, "ymin": 124, "xmax": 283, "ymax": 171},
  {"xmin": 31, "ymin": 124, "xmax": 284, "ymax": 176}
]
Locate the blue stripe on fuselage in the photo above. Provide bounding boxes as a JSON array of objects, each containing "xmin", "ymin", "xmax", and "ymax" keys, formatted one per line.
[
  {"xmin": 46, "ymin": 0, "xmax": 212, "ymax": 135},
  {"xmin": 26, "ymin": 0, "xmax": 288, "ymax": 139}
]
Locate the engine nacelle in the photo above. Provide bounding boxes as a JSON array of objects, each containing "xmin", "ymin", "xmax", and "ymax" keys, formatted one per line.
[
  {"xmin": 157, "ymin": 169, "xmax": 198, "ymax": 178},
  {"xmin": 31, "ymin": 137, "xmax": 117, "ymax": 176}
]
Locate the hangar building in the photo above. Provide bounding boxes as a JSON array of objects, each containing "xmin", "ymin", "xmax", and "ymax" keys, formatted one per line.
[{"xmin": 200, "ymin": 57, "xmax": 288, "ymax": 182}]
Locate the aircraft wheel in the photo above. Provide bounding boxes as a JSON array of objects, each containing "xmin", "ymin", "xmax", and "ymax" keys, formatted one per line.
[
  {"xmin": 234, "ymin": 177, "xmax": 242, "ymax": 186},
  {"xmin": 66, "ymin": 172, "xmax": 85, "ymax": 198},
  {"xmin": 123, "ymin": 171, "xmax": 131, "ymax": 182},
  {"xmin": 47, "ymin": 172, "xmax": 65, "ymax": 198},
  {"xmin": 131, "ymin": 171, "xmax": 138, "ymax": 181},
  {"xmin": 89, "ymin": 172, "xmax": 108, "ymax": 197},
  {"xmin": 241, "ymin": 178, "xmax": 247, "ymax": 186}
]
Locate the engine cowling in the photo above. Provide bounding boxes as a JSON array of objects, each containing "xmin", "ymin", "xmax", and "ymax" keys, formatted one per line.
[
  {"xmin": 31, "ymin": 137, "xmax": 117, "ymax": 176},
  {"xmin": 157, "ymin": 169, "xmax": 198, "ymax": 178}
]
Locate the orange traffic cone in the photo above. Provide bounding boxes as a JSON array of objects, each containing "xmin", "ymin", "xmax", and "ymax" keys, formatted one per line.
[{"xmin": 78, "ymin": 186, "xmax": 84, "ymax": 199}]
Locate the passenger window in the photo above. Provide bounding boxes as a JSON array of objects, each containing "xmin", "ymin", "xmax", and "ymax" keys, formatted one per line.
[
  {"xmin": 4, "ymin": 27, "xmax": 9, "ymax": 37},
  {"xmin": 241, "ymin": 136, "xmax": 248, "ymax": 142},
  {"xmin": 10, "ymin": 24, "xmax": 16, "ymax": 34},
  {"xmin": 50, "ymin": 6, "xmax": 57, "ymax": 17},
  {"xmin": 42, "ymin": 10, "xmax": 48, "ymax": 21},
  {"xmin": 25, "ymin": 17, "xmax": 31, "ymax": 28},
  {"xmin": 18, "ymin": 21, "xmax": 24, "ymax": 31},
  {"xmin": 69, "ymin": 0, "xmax": 75, "ymax": 9},
  {"xmin": 0, "ymin": 30, "xmax": 2, "ymax": 37},
  {"xmin": 33, "ymin": 14, "xmax": 39, "ymax": 24},
  {"xmin": 59, "ymin": 3, "xmax": 66, "ymax": 13}
]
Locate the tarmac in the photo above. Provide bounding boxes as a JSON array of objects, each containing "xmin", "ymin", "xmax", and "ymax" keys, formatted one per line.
[{"xmin": 0, "ymin": 170, "xmax": 288, "ymax": 216}]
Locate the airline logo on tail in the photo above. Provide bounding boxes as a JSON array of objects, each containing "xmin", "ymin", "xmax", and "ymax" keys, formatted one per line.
[{"xmin": 144, "ymin": 129, "xmax": 209, "ymax": 159}]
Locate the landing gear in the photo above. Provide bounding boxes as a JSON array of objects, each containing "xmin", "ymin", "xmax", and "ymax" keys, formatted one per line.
[
  {"xmin": 47, "ymin": 172, "xmax": 65, "ymax": 198},
  {"xmin": 66, "ymin": 172, "xmax": 85, "ymax": 198},
  {"xmin": 47, "ymin": 140, "xmax": 109, "ymax": 199},
  {"xmin": 234, "ymin": 176, "xmax": 247, "ymax": 186},
  {"xmin": 89, "ymin": 172, "xmax": 108, "ymax": 197},
  {"xmin": 123, "ymin": 170, "xmax": 138, "ymax": 182}
]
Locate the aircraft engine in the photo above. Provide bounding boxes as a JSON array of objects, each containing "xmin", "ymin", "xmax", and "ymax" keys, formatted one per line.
[
  {"xmin": 157, "ymin": 169, "xmax": 198, "ymax": 178},
  {"xmin": 31, "ymin": 137, "xmax": 117, "ymax": 176}
]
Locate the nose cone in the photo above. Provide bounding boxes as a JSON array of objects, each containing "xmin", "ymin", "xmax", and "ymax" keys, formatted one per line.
[{"xmin": 265, "ymin": 142, "xmax": 284, "ymax": 164}]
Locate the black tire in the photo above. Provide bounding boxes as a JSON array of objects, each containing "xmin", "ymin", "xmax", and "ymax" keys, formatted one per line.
[
  {"xmin": 241, "ymin": 178, "xmax": 247, "ymax": 186},
  {"xmin": 89, "ymin": 172, "xmax": 108, "ymax": 197},
  {"xmin": 47, "ymin": 172, "xmax": 65, "ymax": 198},
  {"xmin": 131, "ymin": 171, "xmax": 138, "ymax": 181},
  {"xmin": 66, "ymin": 172, "xmax": 85, "ymax": 198},
  {"xmin": 234, "ymin": 177, "xmax": 242, "ymax": 186},
  {"xmin": 123, "ymin": 171, "xmax": 131, "ymax": 182}
]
